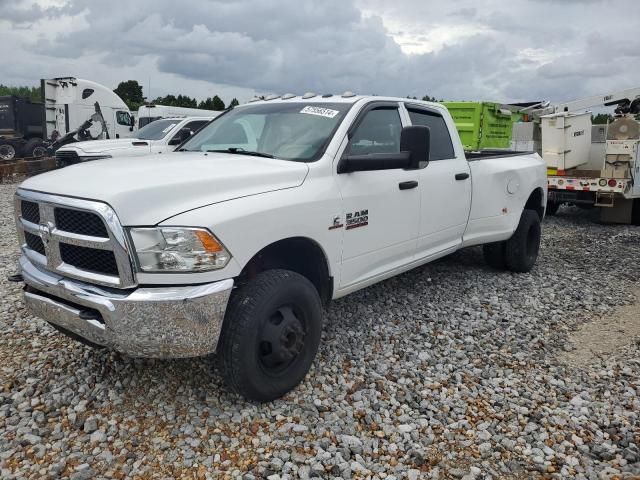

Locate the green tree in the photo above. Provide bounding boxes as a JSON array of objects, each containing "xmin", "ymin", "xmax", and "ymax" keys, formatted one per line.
[
  {"xmin": 198, "ymin": 95, "xmax": 226, "ymax": 110},
  {"xmin": 229, "ymin": 98, "xmax": 240, "ymax": 107},
  {"xmin": 114, "ymin": 80, "xmax": 144, "ymax": 110},
  {"xmin": 421, "ymin": 94, "xmax": 436, "ymax": 102},
  {"xmin": 211, "ymin": 95, "xmax": 225, "ymax": 110},
  {"xmin": 592, "ymin": 113, "xmax": 613, "ymax": 125},
  {"xmin": 0, "ymin": 84, "xmax": 41, "ymax": 102}
]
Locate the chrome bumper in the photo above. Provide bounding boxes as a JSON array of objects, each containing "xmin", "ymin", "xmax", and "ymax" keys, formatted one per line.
[{"xmin": 19, "ymin": 256, "xmax": 233, "ymax": 358}]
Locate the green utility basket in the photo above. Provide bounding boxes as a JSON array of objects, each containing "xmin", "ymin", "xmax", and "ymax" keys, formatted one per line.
[{"xmin": 442, "ymin": 102, "xmax": 517, "ymax": 151}]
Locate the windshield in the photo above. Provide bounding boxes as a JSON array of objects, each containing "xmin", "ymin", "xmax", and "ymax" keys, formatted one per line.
[
  {"xmin": 180, "ymin": 102, "xmax": 352, "ymax": 162},
  {"xmin": 136, "ymin": 119, "xmax": 179, "ymax": 140}
]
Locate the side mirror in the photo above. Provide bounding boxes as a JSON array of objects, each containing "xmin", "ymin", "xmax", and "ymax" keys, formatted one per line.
[
  {"xmin": 337, "ymin": 125, "xmax": 430, "ymax": 174},
  {"xmin": 400, "ymin": 125, "xmax": 430, "ymax": 168},
  {"xmin": 169, "ymin": 128, "xmax": 192, "ymax": 146}
]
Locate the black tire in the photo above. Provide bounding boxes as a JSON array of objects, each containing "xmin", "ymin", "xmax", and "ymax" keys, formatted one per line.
[
  {"xmin": 483, "ymin": 242, "xmax": 507, "ymax": 269},
  {"xmin": 546, "ymin": 200, "xmax": 560, "ymax": 216},
  {"xmin": 216, "ymin": 269, "xmax": 323, "ymax": 401},
  {"xmin": 24, "ymin": 138, "xmax": 46, "ymax": 158},
  {"xmin": 505, "ymin": 209, "xmax": 541, "ymax": 273},
  {"xmin": 0, "ymin": 142, "xmax": 17, "ymax": 161}
]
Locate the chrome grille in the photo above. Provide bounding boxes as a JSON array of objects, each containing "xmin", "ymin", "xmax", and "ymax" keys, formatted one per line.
[
  {"xmin": 21, "ymin": 201, "xmax": 40, "ymax": 224},
  {"xmin": 60, "ymin": 243, "xmax": 118, "ymax": 276},
  {"xmin": 15, "ymin": 190, "xmax": 136, "ymax": 288},
  {"xmin": 24, "ymin": 231, "xmax": 45, "ymax": 256},
  {"xmin": 54, "ymin": 208, "xmax": 109, "ymax": 238}
]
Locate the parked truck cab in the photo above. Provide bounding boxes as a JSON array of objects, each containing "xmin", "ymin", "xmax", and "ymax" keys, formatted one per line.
[
  {"xmin": 42, "ymin": 77, "xmax": 134, "ymax": 141},
  {"xmin": 14, "ymin": 94, "xmax": 546, "ymax": 401}
]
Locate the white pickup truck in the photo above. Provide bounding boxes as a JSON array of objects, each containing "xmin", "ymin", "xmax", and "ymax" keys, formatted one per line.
[
  {"xmin": 14, "ymin": 95, "xmax": 547, "ymax": 401},
  {"xmin": 54, "ymin": 116, "xmax": 214, "ymax": 167}
]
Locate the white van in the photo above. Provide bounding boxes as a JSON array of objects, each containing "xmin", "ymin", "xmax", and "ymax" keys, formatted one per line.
[
  {"xmin": 138, "ymin": 104, "xmax": 221, "ymax": 128},
  {"xmin": 42, "ymin": 77, "xmax": 134, "ymax": 140}
]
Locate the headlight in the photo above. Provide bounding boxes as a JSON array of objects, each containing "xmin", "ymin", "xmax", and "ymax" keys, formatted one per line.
[{"xmin": 128, "ymin": 227, "xmax": 231, "ymax": 272}]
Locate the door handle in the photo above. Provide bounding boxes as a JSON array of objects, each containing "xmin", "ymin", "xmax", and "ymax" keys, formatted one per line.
[
  {"xmin": 455, "ymin": 172, "xmax": 470, "ymax": 180},
  {"xmin": 399, "ymin": 181, "xmax": 419, "ymax": 190}
]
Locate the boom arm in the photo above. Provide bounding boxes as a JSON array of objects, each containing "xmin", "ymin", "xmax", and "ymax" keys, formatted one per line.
[{"xmin": 521, "ymin": 87, "xmax": 640, "ymax": 117}]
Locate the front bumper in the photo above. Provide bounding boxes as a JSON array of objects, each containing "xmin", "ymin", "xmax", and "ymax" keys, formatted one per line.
[{"xmin": 19, "ymin": 256, "xmax": 234, "ymax": 358}]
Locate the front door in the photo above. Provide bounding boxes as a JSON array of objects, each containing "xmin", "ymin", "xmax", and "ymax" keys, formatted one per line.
[{"xmin": 335, "ymin": 103, "xmax": 420, "ymax": 290}]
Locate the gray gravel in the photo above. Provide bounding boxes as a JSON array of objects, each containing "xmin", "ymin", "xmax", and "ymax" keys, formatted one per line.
[{"xmin": 1, "ymin": 181, "xmax": 639, "ymax": 479}]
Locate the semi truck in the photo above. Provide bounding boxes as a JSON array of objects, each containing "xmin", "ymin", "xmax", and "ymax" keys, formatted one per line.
[
  {"xmin": 0, "ymin": 78, "xmax": 134, "ymax": 160},
  {"xmin": 13, "ymin": 93, "xmax": 546, "ymax": 400}
]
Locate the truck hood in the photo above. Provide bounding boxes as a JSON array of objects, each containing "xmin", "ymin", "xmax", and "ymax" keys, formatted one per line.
[
  {"xmin": 20, "ymin": 152, "xmax": 309, "ymax": 225},
  {"xmin": 61, "ymin": 138, "xmax": 152, "ymax": 154}
]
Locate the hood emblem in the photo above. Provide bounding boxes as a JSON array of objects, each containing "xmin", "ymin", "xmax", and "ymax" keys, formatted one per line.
[{"xmin": 38, "ymin": 222, "xmax": 54, "ymax": 246}]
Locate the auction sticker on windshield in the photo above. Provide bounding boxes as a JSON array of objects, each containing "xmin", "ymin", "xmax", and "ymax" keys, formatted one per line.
[{"xmin": 300, "ymin": 106, "xmax": 340, "ymax": 118}]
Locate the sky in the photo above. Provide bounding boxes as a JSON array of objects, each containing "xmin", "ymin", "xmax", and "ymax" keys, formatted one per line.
[{"xmin": 1, "ymin": 0, "xmax": 639, "ymax": 106}]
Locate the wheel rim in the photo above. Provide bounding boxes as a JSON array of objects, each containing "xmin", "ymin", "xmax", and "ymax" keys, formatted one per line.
[
  {"xmin": 0, "ymin": 145, "xmax": 16, "ymax": 160},
  {"xmin": 258, "ymin": 305, "xmax": 306, "ymax": 375},
  {"xmin": 32, "ymin": 146, "xmax": 46, "ymax": 158}
]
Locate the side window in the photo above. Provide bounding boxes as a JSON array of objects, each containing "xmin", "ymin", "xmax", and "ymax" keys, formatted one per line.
[
  {"xmin": 82, "ymin": 88, "xmax": 94, "ymax": 99},
  {"xmin": 116, "ymin": 111, "xmax": 131, "ymax": 126},
  {"xmin": 407, "ymin": 109, "xmax": 455, "ymax": 161},
  {"xmin": 347, "ymin": 107, "xmax": 402, "ymax": 155},
  {"xmin": 183, "ymin": 120, "xmax": 208, "ymax": 135}
]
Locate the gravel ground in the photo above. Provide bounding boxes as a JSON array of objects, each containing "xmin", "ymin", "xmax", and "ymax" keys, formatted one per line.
[{"xmin": 1, "ymin": 181, "xmax": 639, "ymax": 480}]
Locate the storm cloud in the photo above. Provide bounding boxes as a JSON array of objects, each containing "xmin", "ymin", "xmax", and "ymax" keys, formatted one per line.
[{"xmin": 1, "ymin": 0, "xmax": 638, "ymax": 103}]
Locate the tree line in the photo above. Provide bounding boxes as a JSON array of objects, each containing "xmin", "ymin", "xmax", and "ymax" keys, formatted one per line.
[
  {"xmin": 113, "ymin": 80, "xmax": 239, "ymax": 112},
  {"xmin": 0, "ymin": 84, "xmax": 41, "ymax": 102}
]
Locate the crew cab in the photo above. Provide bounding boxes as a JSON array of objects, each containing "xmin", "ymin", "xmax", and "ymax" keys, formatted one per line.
[
  {"xmin": 13, "ymin": 95, "xmax": 547, "ymax": 401},
  {"xmin": 54, "ymin": 116, "xmax": 215, "ymax": 167}
]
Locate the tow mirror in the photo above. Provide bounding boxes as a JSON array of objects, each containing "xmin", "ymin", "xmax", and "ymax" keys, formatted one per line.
[
  {"xmin": 337, "ymin": 125, "xmax": 430, "ymax": 174},
  {"xmin": 400, "ymin": 125, "xmax": 430, "ymax": 168}
]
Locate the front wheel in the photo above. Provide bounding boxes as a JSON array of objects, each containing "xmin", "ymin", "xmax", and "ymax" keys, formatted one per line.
[{"xmin": 216, "ymin": 269, "xmax": 323, "ymax": 401}]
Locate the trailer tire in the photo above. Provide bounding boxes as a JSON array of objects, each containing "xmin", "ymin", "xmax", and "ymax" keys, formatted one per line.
[
  {"xmin": 216, "ymin": 269, "xmax": 323, "ymax": 402},
  {"xmin": 482, "ymin": 242, "xmax": 507, "ymax": 269},
  {"xmin": 546, "ymin": 201, "xmax": 560, "ymax": 216},
  {"xmin": 24, "ymin": 138, "xmax": 46, "ymax": 158},
  {"xmin": 0, "ymin": 142, "xmax": 17, "ymax": 161},
  {"xmin": 505, "ymin": 209, "xmax": 541, "ymax": 273}
]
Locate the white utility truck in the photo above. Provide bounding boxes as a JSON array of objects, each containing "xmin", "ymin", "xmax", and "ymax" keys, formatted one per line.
[
  {"xmin": 13, "ymin": 95, "xmax": 546, "ymax": 401},
  {"xmin": 137, "ymin": 104, "xmax": 221, "ymax": 128},
  {"xmin": 516, "ymin": 87, "xmax": 640, "ymax": 224},
  {"xmin": 54, "ymin": 116, "xmax": 215, "ymax": 167}
]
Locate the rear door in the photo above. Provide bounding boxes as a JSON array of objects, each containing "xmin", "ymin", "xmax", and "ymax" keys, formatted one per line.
[
  {"xmin": 405, "ymin": 104, "xmax": 471, "ymax": 259},
  {"xmin": 335, "ymin": 102, "xmax": 420, "ymax": 289}
]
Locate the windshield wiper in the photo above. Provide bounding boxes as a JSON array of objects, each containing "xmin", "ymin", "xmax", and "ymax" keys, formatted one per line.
[{"xmin": 206, "ymin": 147, "xmax": 274, "ymax": 159}]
